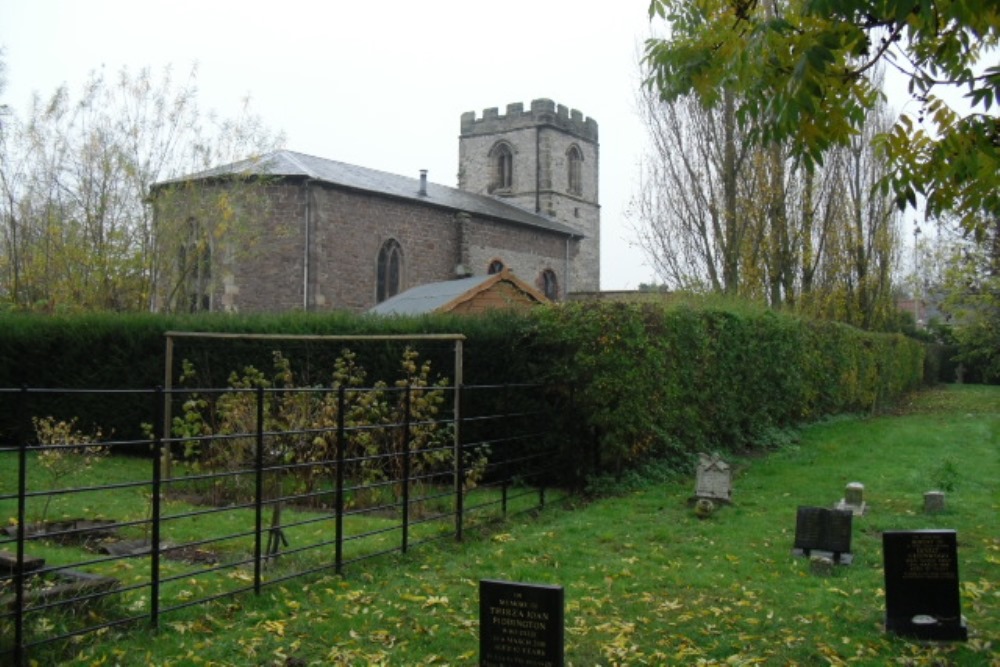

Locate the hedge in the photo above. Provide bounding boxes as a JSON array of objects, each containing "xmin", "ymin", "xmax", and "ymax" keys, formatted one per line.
[
  {"xmin": 527, "ymin": 300, "xmax": 925, "ymax": 475},
  {"xmin": 0, "ymin": 301, "xmax": 925, "ymax": 483}
]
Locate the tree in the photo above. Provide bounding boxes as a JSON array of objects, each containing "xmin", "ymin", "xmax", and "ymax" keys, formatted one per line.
[
  {"xmin": 937, "ymin": 214, "xmax": 1000, "ymax": 381},
  {"xmin": 629, "ymin": 85, "xmax": 756, "ymax": 293},
  {"xmin": 630, "ymin": 50, "xmax": 902, "ymax": 327},
  {"xmin": 801, "ymin": 84, "xmax": 902, "ymax": 329},
  {"xmin": 0, "ymin": 65, "xmax": 284, "ymax": 311},
  {"xmin": 644, "ymin": 0, "xmax": 999, "ymax": 238}
]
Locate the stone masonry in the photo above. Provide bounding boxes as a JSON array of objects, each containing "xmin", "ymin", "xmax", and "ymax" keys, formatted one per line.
[
  {"xmin": 152, "ymin": 98, "xmax": 599, "ymax": 313},
  {"xmin": 459, "ymin": 99, "xmax": 600, "ymax": 293}
]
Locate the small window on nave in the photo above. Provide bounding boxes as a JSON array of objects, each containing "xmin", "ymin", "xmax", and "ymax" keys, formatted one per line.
[
  {"xmin": 377, "ymin": 238, "xmax": 403, "ymax": 303},
  {"xmin": 539, "ymin": 269, "xmax": 559, "ymax": 301},
  {"xmin": 180, "ymin": 217, "xmax": 212, "ymax": 313}
]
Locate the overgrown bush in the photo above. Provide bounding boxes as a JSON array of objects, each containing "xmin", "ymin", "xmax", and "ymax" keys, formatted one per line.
[
  {"xmin": 172, "ymin": 347, "xmax": 454, "ymax": 518},
  {"xmin": 32, "ymin": 416, "xmax": 108, "ymax": 524}
]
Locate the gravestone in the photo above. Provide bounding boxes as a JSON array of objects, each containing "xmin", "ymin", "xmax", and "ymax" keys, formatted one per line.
[
  {"xmin": 883, "ymin": 530, "xmax": 967, "ymax": 640},
  {"xmin": 693, "ymin": 454, "xmax": 731, "ymax": 504},
  {"xmin": 792, "ymin": 506, "xmax": 853, "ymax": 564},
  {"xmin": 480, "ymin": 579, "xmax": 564, "ymax": 666},
  {"xmin": 835, "ymin": 482, "xmax": 867, "ymax": 516},
  {"xmin": 0, "ymin": 550, "xmax": 45, "ymax": 575},
  {"xmin": 923, "ymin": 491, "xmax": 946, "ymax": 514}
]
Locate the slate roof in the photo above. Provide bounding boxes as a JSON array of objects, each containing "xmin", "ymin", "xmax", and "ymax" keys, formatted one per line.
[
  {"xmin": 368, "ymin": 271, "xmax": 548, "ymax": 316},
  {"xmin": 158, "ymin": 149, "xmax": 583, "ymax": 238}
]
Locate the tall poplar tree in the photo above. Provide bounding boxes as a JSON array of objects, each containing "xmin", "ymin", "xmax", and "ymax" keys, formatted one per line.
[{"xmin": 630, "ymin": 56, "xmax": 901, "ymax": 328}]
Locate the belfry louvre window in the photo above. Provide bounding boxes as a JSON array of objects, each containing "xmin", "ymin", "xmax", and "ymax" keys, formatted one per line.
[
  {"xmin": 489, "ymin": 142, "xmax": 514, "ymax": 192},
  {"xmin": 377, "ymin": 239, "xmax": 403, "ymax": 303},
  {"xmin": 567, "ymin": 145, "xmax": 583, "ymax": 195}
]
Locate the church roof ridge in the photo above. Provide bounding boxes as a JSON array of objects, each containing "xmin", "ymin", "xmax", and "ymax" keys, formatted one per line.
[{"xmin": 157, "ymin": 149, "xmax": 583, "ymax": 239}]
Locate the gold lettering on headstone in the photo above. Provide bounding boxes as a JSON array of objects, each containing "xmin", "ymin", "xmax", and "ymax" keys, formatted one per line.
[{"xmin": 901, "ymin": 535, "xmax": 956, "ymax": 580}]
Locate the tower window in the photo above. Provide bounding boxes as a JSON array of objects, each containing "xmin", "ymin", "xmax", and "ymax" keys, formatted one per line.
[
  {"xmin": 489, "ymin": 142, "xmax": 514, "ymax": 192},
  {"xmin": 488, "ymin": 259, "xmax": 505, "ymax": 274},
  {"xmin": 377, "ymin": 238, "xmax": 403, "ymax": 303},
  {"xmin": 567, "ymin": 145, "xmax": 583, "ymax": 195},
  {"xmin": 539, "ymin": 269, "xmax": 559, "ymax": 301}
]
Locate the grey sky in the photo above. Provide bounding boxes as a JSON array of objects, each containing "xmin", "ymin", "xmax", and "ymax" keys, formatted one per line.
[{"xmin": 0, "ymin": 0, "xmax": 659, "ymax": 290}]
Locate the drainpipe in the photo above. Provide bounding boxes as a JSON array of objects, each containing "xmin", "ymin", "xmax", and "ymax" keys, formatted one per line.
[
  {"xmin": 564, "ymin": 236, "xmax": 571, "ymax": 299},
  {"xmin": 302, "ymin": 179, "xmax": 314, "ymax": 310},
  {"xmin": 535, "ymin": 127, "xmax": 541, "ymax": 214}
]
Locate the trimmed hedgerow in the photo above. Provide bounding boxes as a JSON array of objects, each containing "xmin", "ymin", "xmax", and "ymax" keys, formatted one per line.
[
  {"xmin": 527, "ymin": 300, "xmax": 924, "ymax": 476},
  {"xmin": 0, "ymin": 302, "xmax": 923, "ymax": 484}
]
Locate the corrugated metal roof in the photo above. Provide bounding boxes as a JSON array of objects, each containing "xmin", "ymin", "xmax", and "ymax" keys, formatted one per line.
[
  {"xmin": 158, "ymin": 150, "xmax": 583, "ymax": 238},
  {"xmin": 368, "ymin": 274, "xmax": 496, "ymax": 316}
]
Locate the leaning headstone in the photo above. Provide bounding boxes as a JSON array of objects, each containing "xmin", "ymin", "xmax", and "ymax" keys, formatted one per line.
[
  {"xmin": 883, "ymin": 530, "xmax": 967, "ymax": 640},
  {"xmin": 480, "ymin": 579, "xmax": 564, "ymax": 666},
  {"xmin": 792, "ymin": 506, "xmax": 853, "ymax": 564},
  {"xmin": 693, "ymin": 453, "xmax": 732, "ymax": 504},
  {"xmin": 835, "ymin": 482, "xmax": 867, "ymax": 516},
  {"xmin": 924, "ymin": 491, "xmax": 946, "ymax": 514}
]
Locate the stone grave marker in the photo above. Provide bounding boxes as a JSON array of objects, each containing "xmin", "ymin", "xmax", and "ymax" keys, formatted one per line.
[
  {"xmin": 923, "ymin": 491, "xmax": 946, "ymax": 514},
  {"xmin": 883, "ymin": 530, "xmax": 967, "ymax": 640},
  {"xmin": 835, "ymin": 481, "xmax": 867, "ymax": 516},
  {"xmin": 792, "ymin": 506, "xmax": 853, "ymax": 564},
  {"xmin": 480, "ymin": 579, "xmax": 564, "ymax": 666},
  {"xmin": 0, "ymin": 550, "xmax": 45, "ymax": 575},
  {"xmin": 693, "ymin": 453, "xmax": 731, "ymax": 504}
]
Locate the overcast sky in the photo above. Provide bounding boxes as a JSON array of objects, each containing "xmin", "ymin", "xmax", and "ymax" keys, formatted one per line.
[{"xmin": 0, "ymin": 0, "xmax": 659, "ymax": 290}]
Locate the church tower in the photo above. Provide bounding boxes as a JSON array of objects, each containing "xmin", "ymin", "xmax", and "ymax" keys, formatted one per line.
[{"xmin": 458, "ymin": 99, "xmax": 600, "ymax": 293}]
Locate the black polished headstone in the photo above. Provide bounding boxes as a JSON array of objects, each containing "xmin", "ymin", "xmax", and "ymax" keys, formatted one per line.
[
  {"xmin": 480, "ymin": 579, "xmax": 564, "ymax": 667},
  {"xmin": 792, "ymin": 506, "xmax": 853, "ymax": 564},
  {"xmin": 883, "ymin": 530, "xmax": 967, "ymax": 640}
]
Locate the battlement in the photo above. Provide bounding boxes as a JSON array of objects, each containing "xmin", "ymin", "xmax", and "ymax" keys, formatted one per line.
[{"xmin": 460, "ymin": 98, "xmax": 598, "ymax": 142}]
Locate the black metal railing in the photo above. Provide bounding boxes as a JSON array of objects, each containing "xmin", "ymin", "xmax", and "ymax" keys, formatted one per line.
[{"xmin": 0, "ymin": 382, "xmax": 566, "ymax": 666}]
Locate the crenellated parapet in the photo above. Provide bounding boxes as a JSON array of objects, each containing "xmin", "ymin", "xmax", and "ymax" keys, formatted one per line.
[{"xmin": 461, "ymin": 98, "xmax": 599, "ymax": 142}]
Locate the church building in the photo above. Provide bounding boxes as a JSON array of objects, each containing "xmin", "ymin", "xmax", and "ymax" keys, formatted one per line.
[{"xmin": 150, "ymin": 99, "xmax": 599, "ymax": 314}]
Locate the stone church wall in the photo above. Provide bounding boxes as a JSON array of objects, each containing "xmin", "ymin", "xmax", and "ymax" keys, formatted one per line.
[
  {"xmin": 462, "ymin": 217, "xmax": 573, "ymax": 299},
  {"xmin": 309, "ymin": 185, "xmax": 461, "ymax": 312},
  {"xmin": 186, "ymin": 181, "xmax": 573, "ymax": 313}
]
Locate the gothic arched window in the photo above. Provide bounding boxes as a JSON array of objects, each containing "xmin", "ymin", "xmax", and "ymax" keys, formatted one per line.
[
  {"xmin": 489, "ymin": 142, "xmax": 514, "ymax": 193},
  {"xmin": 376, "ymin": 238, "xmax": 403, "ymax": 303},
  {"xmin": 180, "ymin": 217, "xmax": 212, "ymax": 312},
  {"xmin": 567, "ymin": 145, "xmax": 583, "ymax": 195},
  {"xmin": 539, "ymin": 269, "xmax": 559, "ymax": 301}
]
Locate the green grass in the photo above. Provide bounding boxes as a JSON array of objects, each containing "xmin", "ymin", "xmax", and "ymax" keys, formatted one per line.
[{"xmin": 5, "ymin": 384, "xmax": 999, "ymax": 665}]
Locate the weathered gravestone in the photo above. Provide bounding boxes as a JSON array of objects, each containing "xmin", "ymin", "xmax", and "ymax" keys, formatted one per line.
[
  {"xmin": 923, "ymin": 491, "xmax": 946, "ymax": 514},
  {"xmin": 480, "ymin": 579, "xmax": 564, "ymax": 667},
  {"xmin": 883, "ymin": 530, "xmax": 968, "ymax": 640},
  {"xmin": 835, "ymin": 482, "xmax": 867, "ymax": 516},
  {"xmin": 0, "ymin": 550, "xmax": 45, "ymax": 575},
  {"xmin": 792, "ymin": 506, "xmax": 853, "ymax": 564},
  {"xmin": 693, "ymin": 454, "xmax": 731, "ymax": 504}
]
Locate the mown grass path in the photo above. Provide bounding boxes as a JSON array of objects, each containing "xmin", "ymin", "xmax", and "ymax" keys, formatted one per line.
[{"xmin": 58, "ymin": 385, "xmax": 1000, "ymax": 665}]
